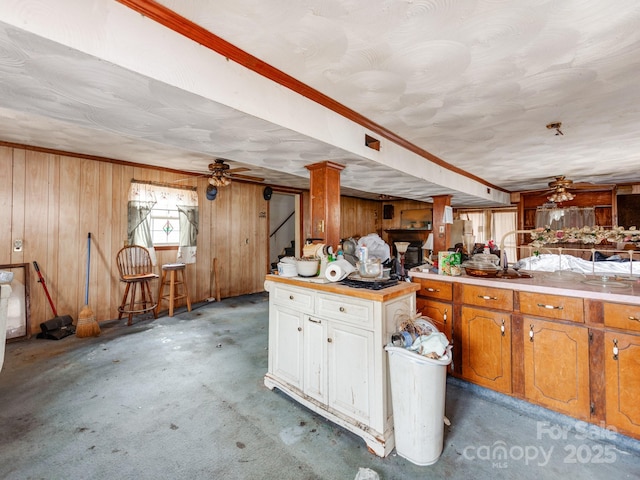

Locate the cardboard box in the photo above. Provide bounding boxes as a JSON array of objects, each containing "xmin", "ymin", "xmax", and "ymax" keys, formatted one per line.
[{"xmin": 438, "ymin": 252, "xmax": 462, "ymax": 276}]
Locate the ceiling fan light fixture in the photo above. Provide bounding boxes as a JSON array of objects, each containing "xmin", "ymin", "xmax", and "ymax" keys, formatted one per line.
[{"xmin": 547, "ymin": 189, "xmax": 574, "ymax": 203}]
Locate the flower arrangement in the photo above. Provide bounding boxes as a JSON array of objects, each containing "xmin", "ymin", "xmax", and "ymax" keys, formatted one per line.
[{"xmin": 529, "ymin": 226, "xmax": 640, "ymax": 248}]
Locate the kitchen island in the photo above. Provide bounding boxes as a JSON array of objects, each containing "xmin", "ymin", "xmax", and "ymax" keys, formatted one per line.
[
  {"xmin": 263, "ymin": 274, "xmax": 419, "ymax": 456},
  {"xmin": 410, "ymin": 267, "xmax": 640, "ymax": 441}
]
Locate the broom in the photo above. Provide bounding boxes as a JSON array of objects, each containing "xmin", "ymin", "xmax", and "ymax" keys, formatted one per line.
[{"xmin": 76, "ymin": 232, "xmax": 101, "ymax": 337}]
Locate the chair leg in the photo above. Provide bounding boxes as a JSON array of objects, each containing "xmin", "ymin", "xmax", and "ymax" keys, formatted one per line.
[
  {"xmin": 145, "ymin": 280, "xmax": 158, "ymax": 319},
  {"xmin": 119, "ymin": 283, "xmax": 131, "ymax": 320},
  {"xmin": 128, "ymin": 282, "xmax": 137, "ymax": 326},
  {"xmin": 155, "ymin": 270, "xmax": 167, "ymax": 317},
  {"xmin": 181, "ymin": 269, "xmax": 192, "ymax": 312}
]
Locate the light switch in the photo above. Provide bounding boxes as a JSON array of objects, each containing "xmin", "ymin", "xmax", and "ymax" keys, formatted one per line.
[{"xmin": 439, "ymin": 226, "xmax": 445, "ymax": 234}]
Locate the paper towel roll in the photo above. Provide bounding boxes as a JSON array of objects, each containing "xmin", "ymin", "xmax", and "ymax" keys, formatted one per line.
[{"xmin": 324, "ymin": 259, "xmax": 355, "ymax": 282}]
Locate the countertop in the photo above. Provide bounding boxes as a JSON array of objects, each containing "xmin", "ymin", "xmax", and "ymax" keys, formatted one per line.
[
  {"xmin": 265, "ymin": 274, "xmax": 419, "ymax": 302},
  {"xmin": 409, "ymin": 268, "xmax": 640, "ymax": 305}
]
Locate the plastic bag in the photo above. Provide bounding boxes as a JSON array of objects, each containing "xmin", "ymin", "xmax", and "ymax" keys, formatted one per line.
[
  {"xmin": 354, "ymin": 467, "xmax": 380, "ymax": 480},
  {"xmin": 357, "ymin": 234, "xmax": 391, "ymax": 263}
]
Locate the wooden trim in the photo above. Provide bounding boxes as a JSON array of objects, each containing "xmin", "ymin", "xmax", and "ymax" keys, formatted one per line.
[
  {"xmin": 132, "ymin": 178, "xmax": 197, "ymax": 191},
  {"xmin": 115, "ymin": 0, "xmax": 507, "ymax": 194}
]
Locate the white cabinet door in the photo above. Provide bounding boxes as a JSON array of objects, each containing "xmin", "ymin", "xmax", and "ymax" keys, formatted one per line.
[
  {"xmin": 303, "ymin": 316, "xmax": 328, "ymax": 404},
  {"xmin": 328, "ymin": 321, "xmax": 375, "ymax": 425},
  {"xmin": 270, "ymin": 305, "xmax": 304, "ymax": 390}
]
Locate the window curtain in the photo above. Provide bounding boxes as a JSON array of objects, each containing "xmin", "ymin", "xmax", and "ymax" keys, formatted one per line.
[
  {"xmin": 128, "ymin": 181, "xmax": 157, "ymax": 265},
  {"xmin": 491, "ymin": 210, "xmax": 517, "ymax": 262},
  {"xmin": 535, "ymin": 206, "xmax": 595, "ymax": 230},
  {"xmin": 177, "ymin": 190, "xmax": 199, "ymax": 264}
]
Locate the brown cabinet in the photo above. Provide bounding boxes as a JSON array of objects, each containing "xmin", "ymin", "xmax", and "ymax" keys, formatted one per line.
[
  {"xmin": 519, "ymin": 292, "xmax": 584, "ymax": 323},
  {"xmin": 461, "ymin": 306, "xmax": 512, "ymax": 393},
  {"xmin": 523, "ymin": 317, "xmax": 590, "ymax": 418},
  {"xmin": 415, "ymin": 278, "xmax": 454, "ymax": 371},
  {"xmin": 604, "ymin": 331, "xmax": 640, "ymax": 437}
]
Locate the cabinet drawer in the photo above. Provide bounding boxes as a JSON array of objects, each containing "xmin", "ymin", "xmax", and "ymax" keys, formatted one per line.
[
  {"xmin": 416, "ymin": 278, "xmax": 453, "ymax": 301},
  {"xmin": 271, "ymin": 285, "xmax": 314, "ymax": 311},
  {"xmin": 460, "ymin": 284, "xmax": 513, "ymax": 311},
  {"xmin": 317, "ymin": 294, "xmax": 373, "ymax": 328},
  {"xmin": 519, "ymin": 292, "xmax": 584, "ymax": 323},
  {"xmin": 603, "ymin": 302, "xmax": 640, "ymax": 332}
]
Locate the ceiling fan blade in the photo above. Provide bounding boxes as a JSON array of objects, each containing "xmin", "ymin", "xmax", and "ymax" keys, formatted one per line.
[
  {"xmin": 226, "ymin": 167, "xmax": 251, "ymax": 174},
  {"xmin": 229, "ymin": 173, "xmax": 265, "ymax": 182}
]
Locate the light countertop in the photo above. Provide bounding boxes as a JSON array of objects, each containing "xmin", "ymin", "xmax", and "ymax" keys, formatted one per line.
[{"xmin": 409, "ymin": 268, "xmax": 640, "ymax": 305}]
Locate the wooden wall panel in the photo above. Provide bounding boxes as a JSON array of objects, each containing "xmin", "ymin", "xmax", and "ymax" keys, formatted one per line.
[
  {"xmin": 2, "ymin": 144, "xmax": 408, "ymax": 334},
  {"xmin": 0, "ymin": 147, "xmax": 14, "ymax": 265}
]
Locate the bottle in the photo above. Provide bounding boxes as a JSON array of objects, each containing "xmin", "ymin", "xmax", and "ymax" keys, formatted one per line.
[{"xmin": 391, "ymin": 330, "xmax": 417, "ymax": 348}]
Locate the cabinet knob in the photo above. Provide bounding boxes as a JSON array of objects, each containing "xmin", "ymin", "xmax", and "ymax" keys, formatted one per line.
[
  {"xmin": 297, "ymin": 327, "xmax": 302, "ymax": 332},
  {"xmin": 529, "ymin": 324, "xmax": 534, "ymax": 342},
  {"xmin": 327, "ymin": 338, "xmax": 333, "ymax": 343},
  {"xmin": 289, "ymin": 295, "xmax": 294, "ymax": 300},
  {"xmin": 339, "ymin": 306, "xmax": 345, "ymax": 312}
]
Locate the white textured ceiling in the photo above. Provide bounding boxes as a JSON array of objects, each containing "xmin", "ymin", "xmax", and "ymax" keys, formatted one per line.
[{"xmin": 1, "ymin": 0, "xmax": 639, "ymax": 206}]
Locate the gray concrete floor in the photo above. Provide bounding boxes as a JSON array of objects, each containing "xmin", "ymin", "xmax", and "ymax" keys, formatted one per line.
[{"xmin": 1, "ymin": 292, "xmax": 640, "ymax": 480}]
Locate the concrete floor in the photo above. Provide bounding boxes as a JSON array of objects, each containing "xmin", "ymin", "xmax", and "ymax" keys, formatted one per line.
[{"xmin": 1, "ymin": 292, "xmax": 640, "ymax": 480}]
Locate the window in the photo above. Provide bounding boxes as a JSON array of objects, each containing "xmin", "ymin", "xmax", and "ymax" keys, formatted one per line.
[
  {"xmin": 458, "ymin": 208, "xmax": 517, "ymax": 261},
  {"xmin": 127, "ymin": 180, "xmax": 199, "ymax": 264},
  {"xmin": 150, "ymin": 204, "xmax": 181, "ymax": 246}
]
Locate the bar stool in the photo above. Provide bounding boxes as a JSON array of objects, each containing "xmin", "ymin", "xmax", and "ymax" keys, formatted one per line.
[{"xmin": 155, "ymin": 263, "xmax": 192, "ymax": 317}]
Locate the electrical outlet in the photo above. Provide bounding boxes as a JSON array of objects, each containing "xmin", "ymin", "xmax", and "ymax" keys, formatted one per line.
[{"xmin": 13, "ymin": 239, "xmax": 23, "ymax": 252}]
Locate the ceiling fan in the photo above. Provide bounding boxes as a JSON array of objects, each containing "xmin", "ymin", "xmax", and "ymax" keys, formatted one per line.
[
  {"xmin": 545, "ymin": 175, "xmax": 615, "ymax": 203},
  {"xmin": 207, "ymin": 158, "xmax": 264, "ymax": 187}
]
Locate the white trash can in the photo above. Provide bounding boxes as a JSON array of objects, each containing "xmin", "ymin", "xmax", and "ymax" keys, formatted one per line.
[{"xmin": 385, "ymin": 345, "xmax": 452, "ymax": 466}]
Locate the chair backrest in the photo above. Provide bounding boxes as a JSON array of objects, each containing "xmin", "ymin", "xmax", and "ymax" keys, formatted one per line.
[{"xmin": 116, "ymin": 246, "xmax": 154, "ymax": 278}]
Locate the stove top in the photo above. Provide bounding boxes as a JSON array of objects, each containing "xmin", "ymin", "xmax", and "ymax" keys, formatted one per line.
[{"xmin": 340, "ymin": 276, "xmax": 400, "ymax": 290}]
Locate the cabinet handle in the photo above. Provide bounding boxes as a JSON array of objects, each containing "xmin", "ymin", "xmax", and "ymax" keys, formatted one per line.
[
  {"xmin": 529, "ymin": 324, "xmax": 534, "ymax": 342},
  {"xmin": 537, "ymin": 303, "xmax": 563, "ymax": 310},
  {"xmin": 628, "ymin": 316, "xmax": 639, "ymax": 322},
  {"xmin": 478, "ymin": 295, "xmax": 497, "ymax": 300},
  {"xmin": 501, "ymin": 319, "xmax": 506, "ymax": 337},
  {"xmin": 289, "ymin": 295, "xmax": 294, "ymax": 300},
  {"xmin": 308, "ymin": 318, "xmax": 321, "ymax": 324},
  {"xmin": 427, "ymin": 288, "xmax": 440, "ymax": 293},
  {"xmin": 443, "ymin": 308, "xmax": 448, "ymax": 324},
  {"xmin": 339, "ymin": 306, "xmax": 346, "ymax": 312},
  {"xmin": 613, "ymin": 338, "xmax": 619, "ymax": 360},
  {"xmin": 327, "ymin": 338, "xmax": 333, "ymax": 343}
]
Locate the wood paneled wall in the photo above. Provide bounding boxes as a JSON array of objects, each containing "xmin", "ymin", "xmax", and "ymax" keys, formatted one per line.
[
  {"xmin": 2, "ymin": 144, "xmax": 433, "ymax": 335},
  {"xmin": 0, "ymin": 145, "xmax": 269, "ymax": 334}
]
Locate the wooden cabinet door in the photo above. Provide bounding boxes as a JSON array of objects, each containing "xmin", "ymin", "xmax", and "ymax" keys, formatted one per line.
[
  {"xmin": 524, "ymin": 318, "xmax": 590, "ymax": 419},
  {"xmin": 303, "ymin": 315, "xmax": 328, "ymax": 404},
  {"xmin": 416, "ymin": 298, "xmax": 452, "ymax": 339},
  {"xmin": 605, "ymin": 332, "xmax": 640, "ymax": 437},
  {"xmin": 328, "ymin": 321, "xmax": 374, "ymax": 425},
  {"xmin": 461, "ymin": 306, "xmax": 512, "ymax": 393},
  {"xmin": 270, "ymin": 305, "xmax": 304, "ymax": 390}
]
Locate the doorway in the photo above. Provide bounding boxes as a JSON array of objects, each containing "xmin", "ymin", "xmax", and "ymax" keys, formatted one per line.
[{"xmin": 269, "ymin": 193, "xmax": 300, "ymax": 268}]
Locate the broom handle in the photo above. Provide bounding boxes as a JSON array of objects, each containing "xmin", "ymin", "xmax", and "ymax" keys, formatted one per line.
[
  {"xmin": 85, "ymin": 233, "xmax": 91, "ymax": 305},
  {"xmin": 33, "ymin": 261, "xmax": 58, "ymax": 317}
]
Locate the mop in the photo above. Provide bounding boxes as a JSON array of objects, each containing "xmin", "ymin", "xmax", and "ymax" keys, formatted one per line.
[{"xmin": 76, "ymin": 232, "xmax": 101, "ymax": 337}]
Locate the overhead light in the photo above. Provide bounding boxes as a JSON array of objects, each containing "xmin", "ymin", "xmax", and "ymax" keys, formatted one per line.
[{"xmin": 548, "ymin": 188, "xmax": 574, "ymax": 203}]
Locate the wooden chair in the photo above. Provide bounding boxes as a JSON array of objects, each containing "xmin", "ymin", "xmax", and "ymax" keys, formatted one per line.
[{"xmin": 116, "ymin": 245, "xmax": 158, "ymax": 325}]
